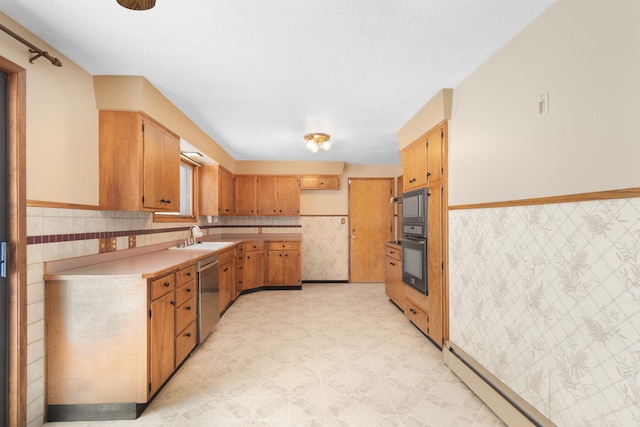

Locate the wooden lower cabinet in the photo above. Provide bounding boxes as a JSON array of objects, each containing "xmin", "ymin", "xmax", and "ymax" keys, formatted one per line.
[
  {"xmin": 46, "ymin": 264, "xmax": 198, "ymax": 421},
  {"xmin": 149, "ymin": 274, "xmax": 175, "ymax": 397},
  {"xmin": 267, "ymin": 241, "xmax": 301, "ymax": 287},
  {"xmin": 243, "ymin": 242, "xmax": 265, "ymax": 290},
  {"xmin": 235, "ymin": 244, "xmax": 244, "ymax": 296},
  {"xmin": 383, "ymin": 242, "xmax": 403, "ymax": 307}
]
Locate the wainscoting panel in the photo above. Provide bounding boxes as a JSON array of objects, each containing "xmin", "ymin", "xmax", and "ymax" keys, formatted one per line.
[
  {"xmin": 300, "ymin": 216, "xmax": 349, "ymax": 281},
  {"xmin": 449, "ymin": 197, "xmax": 640, "ymax": 426}
]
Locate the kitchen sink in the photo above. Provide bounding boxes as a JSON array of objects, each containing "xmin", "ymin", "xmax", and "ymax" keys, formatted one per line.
[{"xmin": 169, "ymin": 241, "xmax": 235, "ymax": 251}]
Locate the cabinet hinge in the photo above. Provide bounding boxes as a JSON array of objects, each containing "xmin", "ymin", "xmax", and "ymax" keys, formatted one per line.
[
  {"xmin": 148, "ymin": 383, "xmax": 152, "ymax": 393},
  {"xmin": 149, "ymin": 309, "xmax": 152, "ymax": 318},
  {"xmin": 142, "ymin": 123, "xmax": 145, "ymax": 132},
  {"xmin": 441, "ymin": 262, "xmax": 444, "ymax": 270},
  {"xmin": 441, "ymin": 130, "xmax": 444, "ymax": 139}
]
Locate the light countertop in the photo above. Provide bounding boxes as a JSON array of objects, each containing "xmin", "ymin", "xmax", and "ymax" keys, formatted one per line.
[{"xmin": 44, "ymin": 233, "xmax": 301, "ymax": 281}]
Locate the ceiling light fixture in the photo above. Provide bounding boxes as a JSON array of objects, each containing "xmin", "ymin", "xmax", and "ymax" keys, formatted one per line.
[
  {"xmin": 116, "ymin": 0, "xmax": 156, "ymax": 11},
  {"xmin": 304, "ymin": 133, "xmax": 332, "ymax": 153}
]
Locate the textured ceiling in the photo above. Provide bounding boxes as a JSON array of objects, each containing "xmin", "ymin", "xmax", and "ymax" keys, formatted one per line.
[{"xmin": 0, "ymin": 0, "xmax": 555, "ymax": 165}]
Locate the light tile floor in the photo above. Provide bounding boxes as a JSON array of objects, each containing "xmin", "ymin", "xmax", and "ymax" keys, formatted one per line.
[{"xmin": 45, "ymin": 283, "xmax": 506, "ymax": 427}]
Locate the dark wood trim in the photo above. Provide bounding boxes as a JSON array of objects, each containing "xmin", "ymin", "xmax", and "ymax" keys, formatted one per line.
[
  {"xmin": 0, "ymin": 55, "xmax": 27, "ymax": 427},
  {"xmin": 448, "ymin": 187, "xmax": 640, "ymax": 211},
  {"xmin": 26, "ymin": 199, "xmax": 101, "ymax": 210}
]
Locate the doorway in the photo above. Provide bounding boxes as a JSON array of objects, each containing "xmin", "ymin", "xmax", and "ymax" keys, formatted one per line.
[
  {"xmin": 0, "ymin": 69, "xmax": 7, "ymax": 426},
  {"xmin": 0, "ymin": 55, "xmax": 27, "ymax": 427},
  {"xmin": 348, "ymin": 178, "xmax": 393, "ymax": 282}
]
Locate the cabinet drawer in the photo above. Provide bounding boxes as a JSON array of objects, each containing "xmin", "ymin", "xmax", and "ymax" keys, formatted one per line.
[
  {"xmin": 385, "ymin": 245, "xmax": 401, "ymax": 260},
  {"xmin": 175, "ymin": 297, "xmax": 196, "ymax": 333},
  {"xmin": 268, "ymin": 241, "xmax": 300, "ymax": 251},
  {"xmin": 218, "ymin": 247, "xmax": 236, "ymax": 264},
  {"xmin": 405, "ymin": 299, "xmax": 428, "ymax": 333},
  {"xmin": 175, "ymin": 321, "xmax": 196, "ymax": 366},
  {"xmin": 175, "ymin": 282, "xmax": 196, "ymax": 307},
  {"xmin": 150, "ymin": 273, "xmax": 175, "ymax": 300},
  {"xmin": 176, "ymin": 265, "xmax": 196, "ymax": 286},
  {"xmin": 245, "ymin": 242, "xmax": 264, "ymax": 252}
]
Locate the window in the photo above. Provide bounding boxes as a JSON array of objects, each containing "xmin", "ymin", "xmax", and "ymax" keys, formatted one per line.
[{"xmin": 154, "ymin": 160, "xmax": 198, "ymax": 222}]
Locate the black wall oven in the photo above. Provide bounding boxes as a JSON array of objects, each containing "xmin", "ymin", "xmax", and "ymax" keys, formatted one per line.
[{"xmin": 401, "ymin": 188, "xmax": 428, "ymax": 295}]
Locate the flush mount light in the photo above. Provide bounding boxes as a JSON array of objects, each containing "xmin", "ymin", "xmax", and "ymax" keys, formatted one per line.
[
  {"xmin": 181, "ymin": 151, "xmax": 203, "ymax": 157},
  {"xmin": 304, "ymin": 133, "xmax": 332, "ymax": 153},
  {"xmin": 116, "ymin": 0, "xmax": 156, "ymax": 11}
]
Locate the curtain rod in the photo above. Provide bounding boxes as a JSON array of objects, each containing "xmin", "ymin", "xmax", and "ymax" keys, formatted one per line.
[{"xmin": 0, "ymin": 22, "xmax": 62, "ymax": 67}]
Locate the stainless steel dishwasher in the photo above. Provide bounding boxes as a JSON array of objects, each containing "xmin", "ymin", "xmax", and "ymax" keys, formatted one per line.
[{"xmin": 197, "ymin": 254, "xmax": 219, "ymax": 344}]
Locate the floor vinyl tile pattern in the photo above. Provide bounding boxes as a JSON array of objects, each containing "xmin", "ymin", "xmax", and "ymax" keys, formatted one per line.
[{"xmin": 45, "ymin": 283, "xmax": 505, "ymax": 427}]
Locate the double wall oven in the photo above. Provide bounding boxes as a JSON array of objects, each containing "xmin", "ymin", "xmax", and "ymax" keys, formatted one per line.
[{"xmin": 401, "ymin": 187, "xmax": 428, "ymax": 295}]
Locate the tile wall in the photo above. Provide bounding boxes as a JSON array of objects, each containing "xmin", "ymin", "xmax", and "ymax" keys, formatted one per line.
[
  {"xmin": 299, "ymin": 216, "xmax": 349, "ymax": 281},
  {"xmin": 25, "ymin": 207, "xmax": 301, "ymax": 427},
  {"xmin": 449, "ymin": 197, "xmax": 640, "ymax": 426}
]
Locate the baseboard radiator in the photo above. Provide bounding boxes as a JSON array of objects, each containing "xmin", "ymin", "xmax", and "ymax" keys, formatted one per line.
[{"xmin": 443, "ymin": 342, "xmax": 556, "ymax": 427}]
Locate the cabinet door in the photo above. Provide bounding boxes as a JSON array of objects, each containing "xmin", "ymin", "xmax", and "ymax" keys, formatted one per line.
[
  {"xmin": 426, "ymin": 185, "xmax": 444, "ymax": 346},
  {"xmin": 298, "ymin": 175, "xmax": 340, "ymax": 190},
  {"xmin": 218, "ymin": 167, "xmax": 235, "ymax": 215},
  {"xmin": 219, "ymin": 256, "xmax": 235, "ymax": 312},
  {"xmin": 401, "ymin": 137, "xmax": 427, "ymax": 191},
  {"xmin": 426, "ymin": 124, "xmax": 445, "ymax": 185},
  {"xmin": 142, "ymin": 119, "xmax": 179, "ymax": 211},
  {"xmin": 235, "ymin": 175, "xmax": 257, "ymax": 215},
  {"xmin": 268, "ymin": 250, "xmax": 284, "ymax": 285},
  {"xmin": 282, "ymin": 250, "xmax": 301, "ymax": 286},
  {"xmin": 198, "ymin": 165, "xmax": 219, "ymax": 216},
  {"xmin": 256, "ymin": 176, "xmax": 279, "ymax": 215},
  {"xmin": 149, "ymin": 292, "xmax": 175, "ymax": 396},
  {"xmin": 243, "ymin": 249, "xmax": 264, "ymax": 290},
  {"xmin": 277, "ymin": 177, "xmax": 300, "ymax": 215}
]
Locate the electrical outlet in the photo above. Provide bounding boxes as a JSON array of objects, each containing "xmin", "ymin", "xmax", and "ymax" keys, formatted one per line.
[
  {"xmin": 128, "ymin": 235, "xmax": 136, "ymax": 248},
  {"xmin": 99, "ymin": 237, "xmax": 117, "ymax": 253},
  {"xmin": 341, "ymin": 218, "xmax": 346, "ymax": 224}
]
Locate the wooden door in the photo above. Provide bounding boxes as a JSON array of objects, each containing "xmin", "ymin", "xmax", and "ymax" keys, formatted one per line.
[{"xmin": 349, "ymin": 178, "xmax": 393, "ymax": 282}]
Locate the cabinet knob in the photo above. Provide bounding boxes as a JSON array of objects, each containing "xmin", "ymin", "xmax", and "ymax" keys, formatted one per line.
[
  {"xmin": 186, "ymin": 272, "xmax": 192, "ymax": 277},
  {"xmin": 170, "ymin": 301, "xmax": 176, "ymax": 306},
  {"xmin": 186, "ymin": 288, "xmax": 191, "ymax": 293},
  {"xmin": 223, "ymin": 267, "xmax": 228, "ymax": 272},
  {"xmin": 164, "ymin": 282, "xmax": 170, "ymax": 287},
  {"xmin": 161, "ymin": 198, "xmax": 166, "ymax": 203},
  {"xmin": 225, "ymin": 208, "xmax": 230, "ymax": 212},
  {"xmin": 186, "ymin": 332, "xmax": 192, "ymax": 338},
  {"xmin": 390, "ymin": 262, "xmax": 395, "ymax": 266},
  {"xmin": 186, "ymin": 306, "xmax": 192, "ymax": 311},
  {"xmin": 165, "ymin": 199, "xmax": 171, "ymax": 204}
]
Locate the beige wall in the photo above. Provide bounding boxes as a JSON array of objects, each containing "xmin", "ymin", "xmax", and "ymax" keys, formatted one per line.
[
  {"xmin": 448, "ymin": 0, "xmax": 640, "ymax": 206},
  {"xmin": 1, "ymin": 13, "xmax": 99, "ymax": 205},
  {"xmin": 94, "ymin": 76, "xmax": 236, "ymax": 171},
  {"xmin": 397, "ymin": 88, "xmax": 452, "ymax": 150}
]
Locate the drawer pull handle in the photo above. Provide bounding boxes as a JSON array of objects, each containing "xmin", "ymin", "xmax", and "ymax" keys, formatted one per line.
[
  {"xmin": 186, "ymin": 306, "xmax": 192, "ymax": 311},
  {"xmin": 390, "ymin": 262, "xmax": 395, "ymax": 266},
  {"xmin": 186, "ymin": 288, "xmax": 192, "ymax": 293},
  {"xmin": 223, "ymin": 267, "xmax": 228, "ymax": 272},
  {"xmin": 186, "ymin": 272, "xmax": 192, "ymax": 277},
  {"xmin": 186, "ymin": 332, "xmax": 192, "ymax": 338},
  {"xmin": 164, "ymin": 282, "xmax": 171, "ymax": 287},
  {"xmin": 170, "ymin": 301, "xmax": 176, "ymax": 306}
]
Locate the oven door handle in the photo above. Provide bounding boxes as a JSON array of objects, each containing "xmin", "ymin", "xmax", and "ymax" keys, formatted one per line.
[{"xmin": 403, "ymin": 238, "xmax": 425, "ymax": 245}]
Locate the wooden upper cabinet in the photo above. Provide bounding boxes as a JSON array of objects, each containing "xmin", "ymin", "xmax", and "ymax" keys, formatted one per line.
[
  {"xmin": 199, "ymin": 165, "xmax": 235, "ymax": 216},
  {"xmin": 426, "ymin": 123, "xmax": 446, "ymax": 186},
  {"xmin": 235, "ymin": 175, "xmax": 257, "ymax": 215},
  {"xmin": 256, "ymin": 176, "xmax": 278, "ymax": 215},
  {"xmin": 298, "ymin": 175, "xmax": 340, "ymax": 190},
  {"xmin": 237, "ymin": 175, "xmax": 300, "ymax": 216},
  {"xmin": 99, "ymin": 111, "xmax": 179, "ymax": 211},
  {"xmin": 218, "ymin": 166, "xmax": 235, "ymax": 215},
  {"xmin": 276, "ymin": 176, "xmax": 300, "ymax": 215},
  {"xmin": 401, "ymin": 136, "xmax": 428, "ymax": 191}
]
